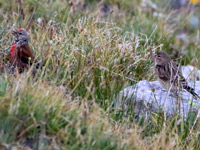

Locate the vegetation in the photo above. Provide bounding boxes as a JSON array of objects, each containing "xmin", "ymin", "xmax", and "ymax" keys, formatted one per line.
[{"xmin": 0, "ymin": 0, "xmax": 200, "ymax": 149}]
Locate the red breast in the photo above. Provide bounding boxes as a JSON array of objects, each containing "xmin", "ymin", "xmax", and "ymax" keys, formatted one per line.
[{"xmin": 9, "ymin": 43, "xmax": 16, "ymax": 59}]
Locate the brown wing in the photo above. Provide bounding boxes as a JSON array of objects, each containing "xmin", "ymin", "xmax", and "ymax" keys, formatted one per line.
[
  {"xmin": 155, "ymin": 64, "xmax": 170, "ymax": 81},
  {"xmin": 12, "ymin": 44, "xmax": 34, "ymax": 69},
  {"xmin": 168, "ymin": 60, "xmax": 185, "ymax": 85},
  {"xmin": 17, "ymin": 45, "xmax": 34, "ymax": 65}
]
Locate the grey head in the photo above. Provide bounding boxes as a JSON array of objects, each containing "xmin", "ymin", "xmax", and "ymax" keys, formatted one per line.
[
  {"xmin": 12, "ymin": 28, "xmax": 29, "ymax": 47},
  {"xmin": 154, "ymin": 50, "xmax": 171, "ymax": 66}
]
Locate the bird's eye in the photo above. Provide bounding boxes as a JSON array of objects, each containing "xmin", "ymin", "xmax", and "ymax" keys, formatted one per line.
[{"xmin": 157, "ymin": 55, "xmax": 160, "ymax": 58}]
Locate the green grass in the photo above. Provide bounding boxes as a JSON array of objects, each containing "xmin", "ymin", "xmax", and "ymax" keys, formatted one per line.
[{"xmin": 0, "ymin": 0, "xmax": 200, "ymax": 149}]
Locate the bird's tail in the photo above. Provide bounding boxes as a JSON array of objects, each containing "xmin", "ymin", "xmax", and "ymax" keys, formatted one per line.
[{"xmin": 183, "ymin": 85, "xmax": 200, "ymax": 100}]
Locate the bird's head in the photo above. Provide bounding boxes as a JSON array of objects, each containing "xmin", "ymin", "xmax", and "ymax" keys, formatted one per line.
[
  {"xmin": 154, "ymin": 51, "xmax": 171, "ymax": 65},
  {"xmin": 12, "ymin": 28, "xmax": 29, "ymax": 47}
]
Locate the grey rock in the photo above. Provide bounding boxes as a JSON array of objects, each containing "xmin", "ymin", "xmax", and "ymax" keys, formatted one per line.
[
  {"xmin": 113, "ymin": 65, "xmax": 200, "ymax": 118},
  {"xmin": 169, "ymin": 0, "xmax": 187, "ymax": 9},
  {"xmin": 189, "ymin": 16, "xmax": 200, "ymax": 28}
]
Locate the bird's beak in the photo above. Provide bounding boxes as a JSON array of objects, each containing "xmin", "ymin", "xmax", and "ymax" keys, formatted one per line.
[
  {"xmin": 153, "ymin": 53, "xmax": 157, "ymax": 58},
  {"xmin": 12, "ymin": 30, "xmax": 18, "ymax": 37}
]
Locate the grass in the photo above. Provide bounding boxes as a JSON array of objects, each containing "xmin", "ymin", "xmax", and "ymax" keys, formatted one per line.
[{"xmin": 0, "ymin": 0, "xmax": 200, "ymax": 149}]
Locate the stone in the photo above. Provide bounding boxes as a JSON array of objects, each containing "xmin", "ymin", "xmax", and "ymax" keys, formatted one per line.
[{"xmin": 113, "ymin": 65, "xmax": 200, "ymax": 118}]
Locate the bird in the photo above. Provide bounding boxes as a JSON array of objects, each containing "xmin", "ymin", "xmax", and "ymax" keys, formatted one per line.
[
  {"xmin": 9, "ymin": 28, "xmax": 34, "ymax": 72},
  {"xmin": 154, "ymin": 50, "xmax": 200, "ymax": 100}
]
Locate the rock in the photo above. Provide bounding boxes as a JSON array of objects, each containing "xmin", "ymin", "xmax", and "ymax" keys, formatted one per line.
[
  {"xmin": 176, "ymin": 32, "xmax": 189, "ymax": 45},
  {"xmin": 189, "ymin": 16, "xmax": 200, "ymax": 28},
  {"xmin": 113, "ymin": 65, "xmax": 200, "ymax": 118},
  {"xmin": 153, "ymin": 12, "xmax": 163, "ymax": 18},
  {"xmin": 37, "ymin": 18, "xmax": 43, "ymax": 24},
  {"xmin": 141, "ymin": 0, "xmax": 158, "ymax": 11},
  {"xmin": 169, "ymin": 0, "xmax": 187, "ymax": 9}
]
